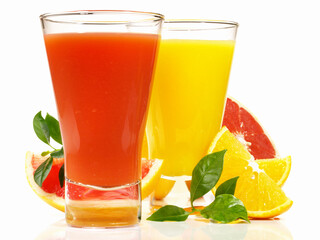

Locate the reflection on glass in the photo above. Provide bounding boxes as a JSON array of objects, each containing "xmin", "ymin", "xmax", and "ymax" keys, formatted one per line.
[
  {"xmin": 36, "ymin": 219, "xmax": 292, "ymax": 240},
  {"xmin": 65, "ymin": 225, "xmax": 140, "ymax": 240},
  {"xmin": 199, "ymin": 222, "xmax": 248, "ymax": 240},
  {"xmin": 35, "ymin": 220, "xmax": 66, "ymax": 240},
  {"xmin": 144, "ymin": 221, "xmax": 188, "ymax": 238},
  {"xmin": 245, "ymin": 220, "xmax": 293, "ymax": 240},
  {"xmin": 145, "ymin": 220, "xmax": 247, "ymax": 240},
  {"xmin": 144, "ymin": 219, "xmax": 292, "ymax": 240}
]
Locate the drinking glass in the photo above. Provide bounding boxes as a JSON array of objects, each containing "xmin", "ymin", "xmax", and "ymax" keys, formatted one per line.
[
  {"xmin": 40, "ymin": 10, "xmax": 163, "ymax": 228},
  {"xmin": 146, "ymin": 20, "xmax": 238, "ymax": 207}
]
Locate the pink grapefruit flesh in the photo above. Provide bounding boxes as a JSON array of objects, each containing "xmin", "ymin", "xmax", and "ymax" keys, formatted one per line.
[{"xmin": 222, "ymin": 97, "xmax": 278, "ymax": 159}]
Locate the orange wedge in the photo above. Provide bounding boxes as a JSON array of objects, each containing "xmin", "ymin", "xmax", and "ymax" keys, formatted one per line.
[
  {"xmin": 142, "ymin": 132, "xmax": 176, "ymax": 200},
  {"xmin": 256, "ymin": 157, "xmax": 291, "ymax": 187},
  {"xmin": 153, "ymin": 178, "xmax": 175, "ymax": 200},
  {"xmin": 208, "ymin": 127, "xmax": 293, "ymax": 219},
  {"xmin": 141, "ymin": 158, "xmax": 164, "ymax": 200}
]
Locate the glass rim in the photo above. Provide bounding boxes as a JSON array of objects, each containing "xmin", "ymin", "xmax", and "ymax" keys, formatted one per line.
[
  {"xmin": 39, "ymin": 10, "xmax": 164, "ymax": 25},
  {"xmin": 163, "ymin": 19, "xmax": 239, "ymax": 31}
]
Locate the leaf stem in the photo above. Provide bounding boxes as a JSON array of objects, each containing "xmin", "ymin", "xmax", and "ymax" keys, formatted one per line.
[
  {"xmin": 48, "ymin": 143, "xmax": 57, "ymax": 151},
  {"xmin": 189, "ymin": 208, "xmax": 199, "ymax": 214}
]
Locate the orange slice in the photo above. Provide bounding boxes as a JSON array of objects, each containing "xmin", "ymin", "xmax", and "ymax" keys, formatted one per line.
[
  {"xmin": 141, "ymin": 132, "xmax": 176, "ymax": 200},
  {"xmin": 153, "ymin": 178, "xmax": 175, "ymax": 200},
  {"xmin": 256, "ymin": 157, "xmax": 291, "ymax": 187},
  {"xmin": 26, "ymin": 152, "xmax": 163, "ymax": 211},
  {"xmin": 208, "ymin": 127, "xmax": 293, "ymax": 218},
  {"xmin": 141, "ymin": 158, "xmax": 164, "ymax": 200}
]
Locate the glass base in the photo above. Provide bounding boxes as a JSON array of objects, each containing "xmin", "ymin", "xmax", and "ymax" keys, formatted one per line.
[
  {"xmin": 65, "ymin": 179, "xmax": 141, "ymax": 228},
  {"xmin": 150, "ymin": 176, "xmax": 215, "ymax": 209}
]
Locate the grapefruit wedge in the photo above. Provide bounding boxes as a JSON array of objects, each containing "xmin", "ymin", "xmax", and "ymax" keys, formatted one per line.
[
  {"xmin": 222, "ymin": 97, "xmax": 278, "ymax": 159},
  {"xmin": 25, "ymin": 152, "xmax": 163, "ymax": 212},
  {"xmin": 25, "ymin": 152, "xmax": 65, "ymax": 211}
]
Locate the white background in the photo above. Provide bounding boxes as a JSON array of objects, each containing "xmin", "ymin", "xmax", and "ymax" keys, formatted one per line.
[{"xmin": 1, "ymin": 0, "xmax": 319, "ymax": 239}]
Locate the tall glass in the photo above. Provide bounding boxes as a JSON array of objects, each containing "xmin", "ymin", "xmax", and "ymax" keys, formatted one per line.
[
  {"xmin": 40, "ymin": 10, "xmax": 163, "ymax": 228},
  {"xmin": 146, "ymin": 20, "xmax": 238, "ymax": 207}
]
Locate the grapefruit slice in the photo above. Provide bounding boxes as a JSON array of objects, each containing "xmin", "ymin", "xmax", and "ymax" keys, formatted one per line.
[
  {"xmin": 222, "ymin": 97, "xmax": 278, "ymax": 159},
  {"xmin": 25, "ymin": 152, "xmax": 163, "ymax": 212},
  {"xmin": 208, "ymin": 127, "xmax": 293, "ymax": 218},
  {"xmin": 25, "ymin": 152, "xmax": 65, "ymax": 211}
]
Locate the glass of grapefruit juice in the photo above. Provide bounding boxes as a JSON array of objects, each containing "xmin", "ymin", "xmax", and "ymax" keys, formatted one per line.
[
  {"xmin": 40, "ymin": 10, "xmax": 163, "ymax": 228},
  {"xmin": 146, "ymin": 20, "xmax": 238, "ymax": 207}
]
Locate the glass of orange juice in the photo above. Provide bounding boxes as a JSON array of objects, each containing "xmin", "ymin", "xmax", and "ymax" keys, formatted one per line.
[
  {"xmin": 40, "ymin": 10, "xmax": 163, "ymax": 228},
  {"xmin": 146, "ymin": 20, "xmax": 238, "ymax": 207}
]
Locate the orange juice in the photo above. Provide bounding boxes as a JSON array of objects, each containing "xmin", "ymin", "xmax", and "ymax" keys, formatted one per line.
[{"xmin": 147, "ymin": 39, "xmax": 235, "ymax": 176}]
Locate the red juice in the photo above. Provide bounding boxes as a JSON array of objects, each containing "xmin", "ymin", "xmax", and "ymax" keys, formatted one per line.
[{"xmin": 44, "ymin": 32, "xmax": 159, "ymax": 187}]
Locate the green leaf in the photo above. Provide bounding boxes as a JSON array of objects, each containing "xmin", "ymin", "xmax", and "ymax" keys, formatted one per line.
[
  {"xmin": 190, "ymin": 150, "xmax": 226, "ymax": 207},
  {"xmin": 50, "ymin": 147, "xmax": 64, "ymax": 158},
  {"xmin": 59, "ymin": 163, "xmax": 65, "ymax": 188},
  {"xmin": 41, "ymin": 150, "xmax": 51, "ymax": 156},
  {"xmin": 45, "ymin": 113, "xmax": 62, "ymax": 145},
  {"xmin": 215, "ymin": 176, "xmax": 239, "ymax": 197},
  {"xmin": 34, "ymin": 156, "xmax": 53, "ymax": 187},
  {"xmin": 147, "ymin": 205, "xmax": 191, "ymax": 222},
  {"xmin": 200, "ymin": 194, "xmax": 250, "ymax": 223},
  {"xmin": 33, "ymin": 111, "xmax": 50, "ymax": 145}
]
